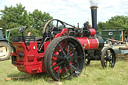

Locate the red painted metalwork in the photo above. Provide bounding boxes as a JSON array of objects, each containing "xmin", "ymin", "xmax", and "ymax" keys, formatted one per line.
[
  {"xmin": 77, "ymin": 37, "xmax": 98, "ymax": 50},
  {"xmin": 11, "ymin": 42, "xmax": 48, "ymax": 74},
  {"xmin": 54, "ymin": 28, "xmax": 68, "ymax": 38},
  {"xmin": 11, "ymin": 27, "xmax": 99, "ymax": 74},
  {"xmin": 89, "ymin": 28, "xmax": 96, "ymax": 36}
]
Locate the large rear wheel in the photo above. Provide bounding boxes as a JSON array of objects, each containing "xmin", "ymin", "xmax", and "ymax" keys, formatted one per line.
[
  {"xmin": 0, "ymin": 41, "xmax": 11, "ymax": 61},
  {"xmin": 44, "ymin": 36, "xmax": 85, "ymax": 81}
]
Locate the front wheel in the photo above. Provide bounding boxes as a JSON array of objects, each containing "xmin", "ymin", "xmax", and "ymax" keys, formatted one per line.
[
  {"xmin": 101, "ymin": 47, "xmax": 116, "ymax": 68},
  {"xmin": 44, "ymin": 36, "xmax": 85, "ymax": 81},
  {"xmin": 0, "ymin": 41, "xmax": 12, "ymax": 61}
]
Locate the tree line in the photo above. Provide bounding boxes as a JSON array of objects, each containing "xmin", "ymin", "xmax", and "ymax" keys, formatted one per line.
[
  {"xmin": 0, "ymin": 3, "xmax": 53, "ymax": 38},
  {"xmin": 0, "ymin": 3, "xmax": 128, "ymax": 39},
  {"xmin": 97, "ymin": 15, "xmax": 128, "ymax": 35}
]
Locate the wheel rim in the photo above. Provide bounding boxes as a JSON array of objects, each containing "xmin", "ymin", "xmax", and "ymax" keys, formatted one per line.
[
  {"xmin": 49, "ymin": 38, "xmax": 84, "ymax": 80},
  {"xmin": 0, "ymin": 46, "xmax": 7, "ymax": 57},
  {"xmin": 101, "ymin": 48, "xmax": 116, "ymax": 68}
]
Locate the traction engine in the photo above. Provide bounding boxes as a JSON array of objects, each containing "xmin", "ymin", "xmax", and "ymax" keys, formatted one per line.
[{"xmin": 11, "ymin": 6, "xmax": 116, "ymax": 81}]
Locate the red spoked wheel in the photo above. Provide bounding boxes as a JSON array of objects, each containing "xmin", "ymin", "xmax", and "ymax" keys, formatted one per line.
[{"xmin": 44, "ymin": 36, "xmax": 85, "ymax": 81}]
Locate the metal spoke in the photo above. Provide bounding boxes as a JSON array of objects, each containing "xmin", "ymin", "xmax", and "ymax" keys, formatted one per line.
[
  {"xmin": 109, "ymin": 54, "xmax": 112, "ymax": 61},
  {"xmin": 104, "ymin": 56, "xmax": 107, "ymax": 60},
  {"xmin": 55, "ymin": 46, "xmax": 60, "ymax": 53},
  {"xmin": 72, "ymin": 52, "xmax": 77, "ymax": 58},
  {"xmin": 69, "ymin": 43, "xmax": 76, "ymax": 48},
  {"xmin": 68, "ymin": 43, "xmax": 75, "ymax": 54},
  {"xmin": 52, "ymin": 61, "xmax": 64, "ymax": 69},
  {"xmin": 69, "ymin": 43, "xmax": 74, "ymax": 49},
  {"xmin": 70, "ymin": 48, "xmax": 76, "ymax": 57},
  {"xmin": 72, "ymin": 48, "xmax": 76, "ymax": 54},
  {"xmin": 67, "ymin": 45, "xmax": 70, "ymax": 55},
  {"xmin": 64, "ymin": 40, "xmax": 68, "ymax": 49},
  {"xmin": 58, "ymin": 44, "xmax": 66, "ymax": 56},
  {"xmin": 70, "ymin": 53, "xmax": 74, "ymax": 57},
  {"xmin": 60, "ymin": 66, "xmax": 65, "ymax": 78},
  {"xmin": 67, "ymin": 65, "xmax": 72, "ymax": 75},
  {"xmin": 52, "ymin": 60, "xmax": 58, "ymax": 63},
  {"xmin": 65, "ymin": 66, "xmax": 69, "ymax": 79},
  {"xmin": 105, "ymin": 53, "xmax": 107, "ymax": 56},
  {"xmin": 57, "ymin": 66, "xmax": 62, "ymax": 78},
  {"xmin": 69, "ymin": 48, "xmax": 76, "ymax": 57},
  {"xmin": 105, "ymin": 60, "xmax": 107, "ymax": 67},
  {"xmin": 56, "ymin": 20, "xmax": 58, "ymax": 28},
  {"xmin": 70, "ymin": 52, "xmax": 80, "ymax": 61},
  {"xmin": 109, "ymin": 61, "xmax": 112, "ymax": 67},
  {"xmin": 109, "ymin": 56, "xmax": 112, "ymax": 60},
  {"xmin": 73, "ymin": 56, "xmax": 81, "ymax": 61},
  {"xmin": 52, "ymin": 54, "xmax": 59, "ymax": 58},
  {"xmin": 70, "ymin": 64, "xmax": 77, "ymax": 70}
]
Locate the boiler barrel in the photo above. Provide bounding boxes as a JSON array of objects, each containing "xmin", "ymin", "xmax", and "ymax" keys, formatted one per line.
[{"xmin": 77, "ymin": 37, "xmax": 104, "ymax": 50}]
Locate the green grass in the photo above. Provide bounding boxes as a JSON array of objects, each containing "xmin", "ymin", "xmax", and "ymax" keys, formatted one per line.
[{"xmin": 0, "ymin": 60, "xmax": 128, "ymax": 85}]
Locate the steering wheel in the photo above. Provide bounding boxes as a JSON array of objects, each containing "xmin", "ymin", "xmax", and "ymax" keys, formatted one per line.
[
  {"xmin": 43, "ymin": 19, "xmax": 66, "ymax": 36},
  {"xmin": 18, "ymin": 26, "xmax": 28, "ymax": 33}
]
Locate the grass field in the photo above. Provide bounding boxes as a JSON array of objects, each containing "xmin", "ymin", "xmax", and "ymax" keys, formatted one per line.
[{"xmin": 0, "ymin": 60, "xmax": 128, "ymax": 85}]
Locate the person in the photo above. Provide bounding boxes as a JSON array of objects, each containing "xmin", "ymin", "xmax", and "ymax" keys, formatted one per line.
[
  {"xmin": 27, "ymin": 31, "xmax": 31, "ymax": 36},
  {"xmin": 83, "ymin": 21, "xmax": 90, "ymax": 30},
  {"xmin": 26, "ymin": 31, "xmax": 31, "ymax": 42},
  {"xmin": 125, "ymin": 36, "xmax": 128, "ymax": 42}
]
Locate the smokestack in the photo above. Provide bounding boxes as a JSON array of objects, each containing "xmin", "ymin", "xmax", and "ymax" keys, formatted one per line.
[{"xmin": 90, "ymin": 6, "xmax": 98, "ymax": 32}]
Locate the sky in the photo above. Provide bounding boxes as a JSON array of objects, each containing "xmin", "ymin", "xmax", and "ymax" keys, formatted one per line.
[{"xmin": 0, "ymin": 0, "xmax": 128, "ymax": 27}]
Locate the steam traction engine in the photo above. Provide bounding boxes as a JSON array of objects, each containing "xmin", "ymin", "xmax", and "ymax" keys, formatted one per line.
[{"xmin": 11, "ymin": 6, "xmax": 116, "ymax": 81}]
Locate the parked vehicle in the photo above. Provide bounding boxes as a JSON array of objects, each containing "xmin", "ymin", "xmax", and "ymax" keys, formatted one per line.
[
  {"xmin": 0, "ymin": 28, "xmax": 11, "ymax": 61},
  {"xmin": 0, "ymin": 27, "xmax": 25, "ymax": 61}
]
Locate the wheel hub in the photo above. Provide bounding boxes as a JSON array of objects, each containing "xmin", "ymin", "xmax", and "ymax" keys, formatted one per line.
[
  {"xmin": 0, "ymin": 47, "xmax": 7, "ymax": 57},
  {"xmin": 105, "ymin": 56, "xmax": 112, "ymax": 61},
  {"xmin": 62, "ymin": 55, "xmax": 71, "ymax": 63},
  {"xmin": 59, "ymin": 50, "xmax": 72, "ymax": 63}
]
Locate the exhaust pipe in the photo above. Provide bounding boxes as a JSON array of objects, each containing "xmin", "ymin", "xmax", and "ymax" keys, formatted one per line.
[{"xmin": 90, "ymin": 6, "xmax": 98, "ymax": 32}]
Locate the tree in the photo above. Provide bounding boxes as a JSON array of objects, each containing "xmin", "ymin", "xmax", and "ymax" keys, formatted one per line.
[
  {"xmin": 29, "ymin": 9, "xmax": 53, "ymax": 31},
  {"xmin": 0, "ymin": 3, "xmax": 53, "ymax": 41},
  {"xmin": 97, "ymin": 15, "xmax": 128, "ymax": 33},
  {"xmin": 0, "ymin": 3, "xmax": 28, "ymax": 31}
]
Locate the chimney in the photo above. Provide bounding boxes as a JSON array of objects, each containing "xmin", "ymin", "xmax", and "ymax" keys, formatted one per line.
[{"xmin": 90, "ymin": 6, "xmax": 98, "ymax": 32}]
